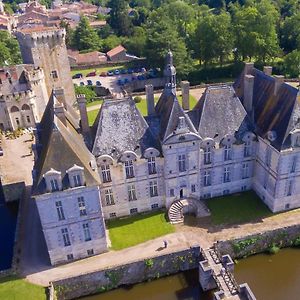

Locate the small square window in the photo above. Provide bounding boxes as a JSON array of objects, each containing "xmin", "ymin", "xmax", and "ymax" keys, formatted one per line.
[
  {"xmin": 67, "ymin": 254, "xmax": 74, "ymax": 260},
  {"xmin": 285, "ymin": 203, "xmax": 290, "ymax": 210},
  {"xmin": 109, "ymin": 212, "xmax": 116, "ymax": 218},
  {"xmin": 130, "ymin": 208, "xmax": 138, "ymax": 214},
  {"xmin": 151, "ymin": 203, "xmax": 159, "ymax": 210},
  {"xmin": 223, "ymin": 189, "xmax": 230, "ymax": 195},
  {"xmin": 87, "ymin": 249, "xmax": 94, "ymax": 256},
  {"xmin": 51, "ymin": 70, "xmax": 58, "ymax": 79}
]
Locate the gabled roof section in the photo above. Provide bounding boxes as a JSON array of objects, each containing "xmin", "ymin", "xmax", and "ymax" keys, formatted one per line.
[
  {"xmin": 155, "ymin": 86, "xmax": 197, "ymax": 141},
  {"xmin": 33, "ymin": 95, "xmax": 100, "ymax": 195},
  {"xmin": 190, "ymin": 85, "xmax": 251, "ymax": 142},
  {"xmin": 92, "ymin": 97, "xmax": 160, "ymax": 158},
  {"xmin": 234, "ymin": 68, "xmax": 299, "ymax": 150}
]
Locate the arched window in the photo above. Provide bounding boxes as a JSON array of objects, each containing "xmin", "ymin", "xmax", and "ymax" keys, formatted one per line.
[
  {"xmin": 11, "ymin": 106, "xmax": 19, "ymax": 113},
  {"xmin": 21, "ymin": 104, "xmax": 30, "ymax": 111}
]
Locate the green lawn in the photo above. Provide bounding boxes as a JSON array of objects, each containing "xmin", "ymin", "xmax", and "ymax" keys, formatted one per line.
[
  {"xmin": 86, "ymin": 99, "xmax": 103, "ymax": 107},
  {"xmin": 71, "ymin": 64, "xmax": 125, "ymax": 76},
  {"xmin": 0, "ymin": 276, "xmax": 46, "ymax": 300},
  {"xmin": 88, "ymin": 109, "xmax": 99, "ymax": 126},
  {"xmin": 206, "ymin": 191, "xmax": 272, "ymax": 225},
  {"xmin": 107, "ymin": 211, "xmax": 175, "ymax": 250}
]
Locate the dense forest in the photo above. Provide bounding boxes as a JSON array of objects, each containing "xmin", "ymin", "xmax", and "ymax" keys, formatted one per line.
[{"xmin": 2, "ymin": 0, "xmax": 300, "ymax": 80}]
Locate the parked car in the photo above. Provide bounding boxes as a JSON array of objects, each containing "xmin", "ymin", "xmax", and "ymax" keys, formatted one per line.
[
  {"xmin": 114, "ymin": 69, "xmax": 120, "ymax": 75},
  {"xmin": 127, "ymin": 68, "xmax": 134, "ymax": 74},
  {"xmin": 80, "ymin": 82, "xmax": 85, "ymax": 86},
  {"xmin": 87, "ymin": 80, "xmax": 93, "ymax": 85},
  {"xmin": 86, "ymin": 71, "xmax": 96, "ymax": 77},
  {"xmin": 107, "ymin": 70, "xmax": 114, "ymax": 76},
  {"xmin": 96, "ymin": 81, "xmax": 101, "ymax": 86},
  {"xmin": 72, "ymin": 73, "xmax": 83, "ymax": 79},
  {"xmin": 120, "ymin": 69, "xmax": 127, "ymax": 74},
  {"xmin": 100, "ymin": 72, "xmax": 107, "ymax": 77}
]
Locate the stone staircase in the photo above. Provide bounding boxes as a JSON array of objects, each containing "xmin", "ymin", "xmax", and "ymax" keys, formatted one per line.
[{"xmin": 168, "ymin": 198, "xmax": 210, "ymax": 224}]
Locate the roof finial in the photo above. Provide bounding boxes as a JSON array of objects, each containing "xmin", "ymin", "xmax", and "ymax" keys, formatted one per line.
[{"xmin": 163, "ymin": 49, "xmax": 176, "ymax": 92}]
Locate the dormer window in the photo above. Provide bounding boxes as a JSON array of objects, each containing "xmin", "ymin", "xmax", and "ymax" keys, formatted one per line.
[
  {"xmin": 101, "ymin": 164, "xmax": 111, "ymax": 183},
  {"xmin": 224, "ymin": 145, "xmax": 232, "ymax": 161},
  {"xmin": 125, "ymin": 160, "xmax": 134, "ymax": 178},
  {"xmin": 244, "ymin": 140, "xmax": 251, "ymax": 157},
  {"xmin": 204, "ymin": 147, "xmax": 211, "ymax": 164},
  {"xmin": 148, "ymin": 157, "xmax": 156, "ymax": 175},
  {"xmin": 44, "ymin": 168, "xmax": 62, "ymax": 193},
  {"xmin": 67, "ymin": 164, "xmax": 85, "ymax": 188}
]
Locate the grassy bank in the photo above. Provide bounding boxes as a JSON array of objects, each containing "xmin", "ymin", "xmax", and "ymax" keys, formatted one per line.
[
  {"xmin": 0, "ymin": 276, "xmax": 46, "ymax": 300},
  {"xmin": 107, "ymin": 211, "xmax": 175, "ymax": 250}
]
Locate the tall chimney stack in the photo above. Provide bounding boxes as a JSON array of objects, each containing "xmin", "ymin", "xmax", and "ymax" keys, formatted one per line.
[
  {"xmin": 263, "ymin": 66, "xmax": 272, "ymax": 76},
  {"xmin": 181, "ymin": 81, "xmax": 190, "ymax": 110},
  {"xmin": 53, "ymin": 87, "xmax": 67, "ymax": 108},
  {"xmin": 244, "ymin": 62, "xmax": 254, "ymax": 75},
  {"xmin": 77, "ymin": 94, "xmax": 90, "ymax": 135},
  {"xmin": 244, "ymin": 75, "xmax": 254, "ymax": 114},
  {"xmin": 145, "ymin": 84, "xmax": 155, "ymax": 116},
  {"xmin": 54, "ymin": 101, "xmax": 67, "ymax": 126},
  {"xmin": 274, "ymin": 75, "xmax": 284, "ymax": 96}
]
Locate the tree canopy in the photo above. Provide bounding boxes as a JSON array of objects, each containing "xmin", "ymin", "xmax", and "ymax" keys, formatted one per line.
[{"xmin": 0, "ymin": 30, "xmax": 21, "ymax": 66}]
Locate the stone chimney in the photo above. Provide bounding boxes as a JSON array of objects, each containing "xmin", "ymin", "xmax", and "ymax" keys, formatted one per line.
[
  {"xmin": 244, "ymin": 62, "xmax": 254, "ymax": 75},
  {"xmin": 145, "ymin": 84, "xmax": 155, "ymax": 116},
  {"xmin": 274, "ymin": 75, "xmax": 284, "ymax": 96},
  {"xmin": 77, "ymin": 94, "xmax": 90, "ymax": 135},
  {"xmin": 53, "ymin": 87, "xmax": 67, "ymax": 108},
  {"xmin": 181, "ymin": 81, "xmax": 190, "ymax": 111},
  {"xmin": 54, "ymin": 101, "xmax": 67, "ymax": 126},
  {"xmin": 263, "ymin": 66, "xmax": 272, "ymax": 76},
  {"xmin": 244, "ymin": 74, "xmax": 254, "ymax": 114}
]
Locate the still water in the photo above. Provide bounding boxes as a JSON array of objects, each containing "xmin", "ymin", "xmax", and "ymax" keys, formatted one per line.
[{"xmin": 83, "ymin": 248, "xmax": 300, "ymax": 300}]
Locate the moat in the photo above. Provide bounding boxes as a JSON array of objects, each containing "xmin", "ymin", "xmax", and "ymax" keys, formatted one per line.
[{"xmin": 83, "ymin": 248, "xmax": 300, "ymax": 300}]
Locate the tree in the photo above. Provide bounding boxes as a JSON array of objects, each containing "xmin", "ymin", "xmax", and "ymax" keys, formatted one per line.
[
  {"xmin": 0, "ymin": 30, "xmax": 21, "ymax": 66},
  {"xmin": 192, "ymin": 11, "xmax": 233, "ymax": 66},
  {"xmin": 108, "ymin": 0, "xmax": 133, "ymax": 36},
  {"xmin": 231, "ymin": 0, "xmax": 280, "ymax": 62},
  {"xmin": 123, "ymin": 26, "xmax": 147, "ymax": 56},
  {"xmin": 102, "ymin": 35, "xmax": 122, "ymax": 52},
  {"xmin": 283, "ymin": 50, "xmax": 300, "ymax": 77},
  {"xmin": 72, "ymin": 16, "xmax": 101, "ymax": 51},
  {"xmin": 59, "ymin": 20, "xmax": 74, "ymax": 49},
  {"xmin": 280, "ymin": 13, "xmax": 300, "ymax": 52}
]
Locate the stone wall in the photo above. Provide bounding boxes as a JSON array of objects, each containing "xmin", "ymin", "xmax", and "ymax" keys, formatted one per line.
[
  {"xmin": 52, "ymin": 245, "xmax": 200, "ymax": 300},
  {"xmin": 215, "ymin": 224, "xmax": 300, "ymax": 259}
]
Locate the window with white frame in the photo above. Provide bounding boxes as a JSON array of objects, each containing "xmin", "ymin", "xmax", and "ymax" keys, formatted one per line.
[
  {"xmin": 291, "ymin": 156, "xmax": 297, "ymax": 173},
  {"xmin": 204, "ymin": 147, "xmax": 211, "ymax": 164},
  {"xmin": 151, "ymin": 203, "xmax": 159, "ymax": 210},
  {"xmin": 287, "ymin": 180, "xmax": 293, "ymax": 196},
  {"xmin": 224, "ymin": 145, "xmax": 232, "ymax": 161},
  {"xmin": 83, "ymin": 223, "xmax": 91, "ymax": 241},
  {"xmin": 223, "ymin": 167, "xmax": 231, "ymax": 183},
  {"xmin": 242, "ymin": 163, "xmax": 249, "ymax": 179},
  {"xmin": 101, "ymin": 164, "xmax": 111, "ymax": 182},
  {"xmin": 204, "ymin": 170, "xmax": 211, "ymax": 186},
  {"xmin": 50, "ymin": 178, "xmax": 59, "ymax": 192},
  {"xmin": 178, "ymin": 154, "xmax": 186, "ymax": 172},
  {"xmin": 128, "ymin": 184, "xmax": 137, "ymax": 201},
  {"xmin": 61, "ymin": 228, "xmax": 71, "ymax": 247},
  {"xmin": 149, "ymin": 180, "xmax": 158, "ymax": 197},
  {"xmin": 244, "ymin": 140, "xmax": 251, "ymax": 157},
  {"xmin": 265, "ymin": 147, "xmax": 272, "ymax": 167},
  {"xmin": 125, "ymin": 160, "xmax": 134, "ymax": 178},
  {"xmin": 73, "ymin": 174, "xmax": 82, "ymax": 187},
  {"xmin": 105, "ymin": 188, "xmax": 115, "ymax": 205},
  {"xmin": 148, "ymin": 157, "xmax": 157, "ymax": 174},
  {"xmin": 56, "ymin": 201, "xmax": 65, "ymax": 220},
  {"xmin": 78, "ymin": 196, "xmax": 87, "ymax": 216}
]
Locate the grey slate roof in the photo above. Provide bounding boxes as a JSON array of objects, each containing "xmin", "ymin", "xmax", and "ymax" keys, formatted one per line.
[
  {"xmin": 233, "ymin": 68, "xmax": 300, "ymax": 150},
  {"xmin": 33, "ymin": 95, "xmax": 100, "ymax": 195},
  {"xmin": 92, "ymin": 97, "xmax": 160, "ymax": 158}
]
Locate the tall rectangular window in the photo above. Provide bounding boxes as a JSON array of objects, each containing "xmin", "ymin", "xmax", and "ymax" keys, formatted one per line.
[
  {"xmin": 178, "ymin": 154, "xmax": 186, "ymax": 172},
  {"xmin": 105, "ymin": 188, "xmax": 115, "ymax": 205},
  {"xmin": 223, "ymin": 167, "xmax": 231, "ymax": 183},
  {"xmin": 50, "ymin": 179, "xmax": 59, "ymax": 192},
  {"xmin": 204, "ymin": 147, "xmax": 211, "ymax": 164},
  {"xmin": 244, "ymin": 141, "xmax": 251, "ymax": 157},
  {"xmin": 291, "ymin": 156, "xmax": 297, "ymax": 173},
  {"xmin": 242, "ymin": 163, "xmax": 249, "ymax": 179},
  {"xmin": 148, "ymin": 157, "xmax": 157, "ymax": 174},
  {"xmin": 170, "ymin": 189, "xmax": 174, "ymax": 197},
  {"xmin": 265, "ymin": 147, "xmax": 272, "ymax": 167},
  {"xmin": 149, "ymin": 180, "xmax": 158, "ymax": 197},
  {"xmin": 204, "ymin": 170, "xmax": 211, "ymax": 186},
  {"xmin": 125, "ymin": 160, "xmax": 134, "ymax": 178},
  {"xmin": 224, "ymin": 145, "xmax": 232, "ymax": 161},
  {"xmin": 73, "ymin": 174, "xmax": 82, "ymax": 187},
  {"xmin": 101, "ymin": 164, "xmax": 111, "ymax": 183},
  {"xmin": 287, "ymin": 180, "xmax": 293, "ymax": 196},
  {"xmin": 61, "ymin": 228, "xmax": 71, "ymax": 247},
  {"xmin": 83, "ymin": 223, "xmax": 91, "ymax": 241},
  {"xmin": 51, "ymin": 70, "xmax": 58, "ymax": 79},
  {"xmin": 128, "ymin": 184, "xmax": 137, "ymax": 201},
  {"xmin": 56, "ymin": 201, "xmax": 65, "ymax": 220},
  {"xmin": 191, "ymin": 184, "xmax": 196, "ymax": 193},
  {"xmin": 78, "ymin": 197, "xmax": 87, "ymax": 216}
]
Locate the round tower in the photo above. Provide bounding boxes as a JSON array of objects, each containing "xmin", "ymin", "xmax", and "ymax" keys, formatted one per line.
[{"xmin": 163, "ymin": 49, "xmax": 176, "ymax": 90}]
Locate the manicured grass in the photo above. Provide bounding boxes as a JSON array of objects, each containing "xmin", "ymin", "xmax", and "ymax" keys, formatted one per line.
[
  {"xmin": 107, "ymin": 211, "xmax": 175, "ymax": 250},
  {"xmin": 0, "ymin": 276, "xmax": 46, "ymax": 300},
  {"xmin": 87, "ymin": 109, "xmax": 99, "ymax": 126},
  {"xmin": 206, "ymin": 191, "xmax": 272, "ymax": 225},
  {"xmin": 71, "ymin": 64, "xmax": 125, "ymax": 76},
  {"xmin": 86, "ymin": 99, "xmax": 103, "ymax": 107}
]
